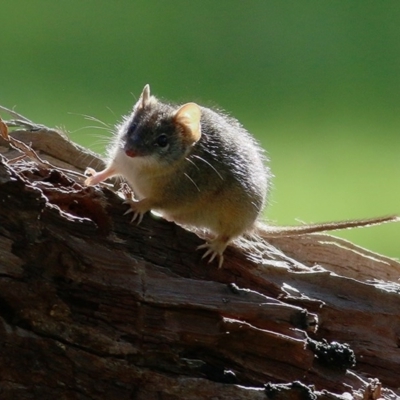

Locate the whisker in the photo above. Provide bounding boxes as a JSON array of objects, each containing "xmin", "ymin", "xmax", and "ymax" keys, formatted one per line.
[
  {"xmin": 184, "ymin": 156, "xmax": 200, "ymax": 171},
  {"xmin": 89, "ymin": 139, "xmax": 111, "ymax": 148},
  {"xmin": 79, "ymin": 133, "xmax": 114, "ymax": 153},
  {"xmin": 190, "ymin": 154, "xmax": 223, "ymax": 180},
  {"xmin": 68, "ymin": 112, "xmax": 112, "ymax": 129},
  {"xmin": 83, "ymin": 116, "xmax": 112, "ymax": 128},
  {"xmin": 184, "ymin": 173, "xmax": 200, "ymax": 192},
  {"xmin": 84, "ymin": 125, "xmax": 111, "ymax": 131},
  {"xmin": 106, "ymin": 106, "xmax": 117, "ymax": 119},
  {"xmin": 70, "ymin": 125, "xmax": 111, "ymax": 135},
  {"xmin": 86, "ymin": 133, "xmax": 112, "ymax": 140}
]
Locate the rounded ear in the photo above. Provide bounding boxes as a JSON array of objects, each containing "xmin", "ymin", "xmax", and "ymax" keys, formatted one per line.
[{"xmin": 173, "ymin": 102, "xmax": 202, "ymax": 144}]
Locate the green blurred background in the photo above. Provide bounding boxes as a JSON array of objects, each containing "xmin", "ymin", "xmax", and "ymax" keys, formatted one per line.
[{"xmin": 1, "ymin": 1, "xmax": 399, "ymax": 258}]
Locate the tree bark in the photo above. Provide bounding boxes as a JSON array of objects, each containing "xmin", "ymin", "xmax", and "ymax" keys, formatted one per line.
[{"xmin": 0, "ymin": 112, "xmax": 399, "ymax": 399}]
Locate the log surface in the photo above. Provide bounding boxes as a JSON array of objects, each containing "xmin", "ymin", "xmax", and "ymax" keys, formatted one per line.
[{"xmin": 0, "ymin": 117, "xmax": 399, "ymax": 399}]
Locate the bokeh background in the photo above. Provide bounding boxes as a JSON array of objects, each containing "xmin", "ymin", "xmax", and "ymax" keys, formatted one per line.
[{"xmin": 2, "ymin": 1, "xmax": 399, "ymax": 258}]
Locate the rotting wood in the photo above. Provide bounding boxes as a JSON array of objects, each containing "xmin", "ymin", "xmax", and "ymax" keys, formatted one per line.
[{"xmin": 0, "ymin": 109, "xmax": 399, "ymax": 400}]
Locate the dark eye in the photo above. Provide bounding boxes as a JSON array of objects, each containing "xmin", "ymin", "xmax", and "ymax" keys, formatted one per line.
[
  {"xmin": 156, "ymin": 134, "xmax": 169, "ymax": 148},
  {"xmin": 128, "ymin": 121, "xmax": 138, "ymax": 135}
]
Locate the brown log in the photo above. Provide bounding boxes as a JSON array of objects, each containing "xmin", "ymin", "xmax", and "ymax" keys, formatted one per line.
[{"xmin": 0, "ymin": 112, "xmax": 399, "ymax": 399}]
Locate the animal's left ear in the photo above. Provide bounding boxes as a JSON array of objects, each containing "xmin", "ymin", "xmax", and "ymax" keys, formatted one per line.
[
  {"xmin": 140, "ymin": 84, "xmax": 151, "ymax": 108},
  {"xmin": 173, "ymin": 103, "xmax": 202, "ymax": 144},
  {"xmin": 134, "ymin": 84, "xmax": 152, "ymax": 111}
]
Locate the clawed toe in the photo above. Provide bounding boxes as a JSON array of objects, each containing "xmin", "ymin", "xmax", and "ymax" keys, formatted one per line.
[
  {"xmin": 198, "ymin": 244, "xmax": 219, "ymax": 262},
  {"xmin": 197, "ymin": 240, "xmax": 228, "ymax": 268},
  {"xmin": 123, "ymin": 199, "xmax": 145, "ymax": 224}
]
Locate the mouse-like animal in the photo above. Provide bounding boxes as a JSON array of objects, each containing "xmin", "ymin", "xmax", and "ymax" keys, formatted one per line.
[{"xmin": 85, "ymin": 84, "xmax": 398, "ymax": 267}]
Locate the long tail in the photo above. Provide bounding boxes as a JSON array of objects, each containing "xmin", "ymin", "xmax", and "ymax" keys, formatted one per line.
[{"xmin": 256, "ymin": 215, "xmax": 399, "ymax": 238}]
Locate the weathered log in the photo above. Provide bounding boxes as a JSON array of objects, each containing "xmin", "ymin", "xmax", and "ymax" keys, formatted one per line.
[{"xmin": 0, "ymin": 112, "xmax": 399, "ymax": 399}]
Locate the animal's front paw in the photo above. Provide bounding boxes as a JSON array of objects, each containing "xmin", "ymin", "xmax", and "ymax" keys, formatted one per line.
[
  {"xmin": 84, "ymin": 167, "xmax": 98, "ymax": 185},
  {"xmin": 123, "ymin": 198, "xmax": 152, "ymax": 224},
  {"xmin": 84, "ymin": 166, "xmax": 116, "ymax": 186}
]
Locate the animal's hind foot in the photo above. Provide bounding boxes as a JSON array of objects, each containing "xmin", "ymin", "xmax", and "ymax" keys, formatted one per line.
[{"xmin": 197, "ymin": 236, "xmax": 230, "ymax": 268}]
